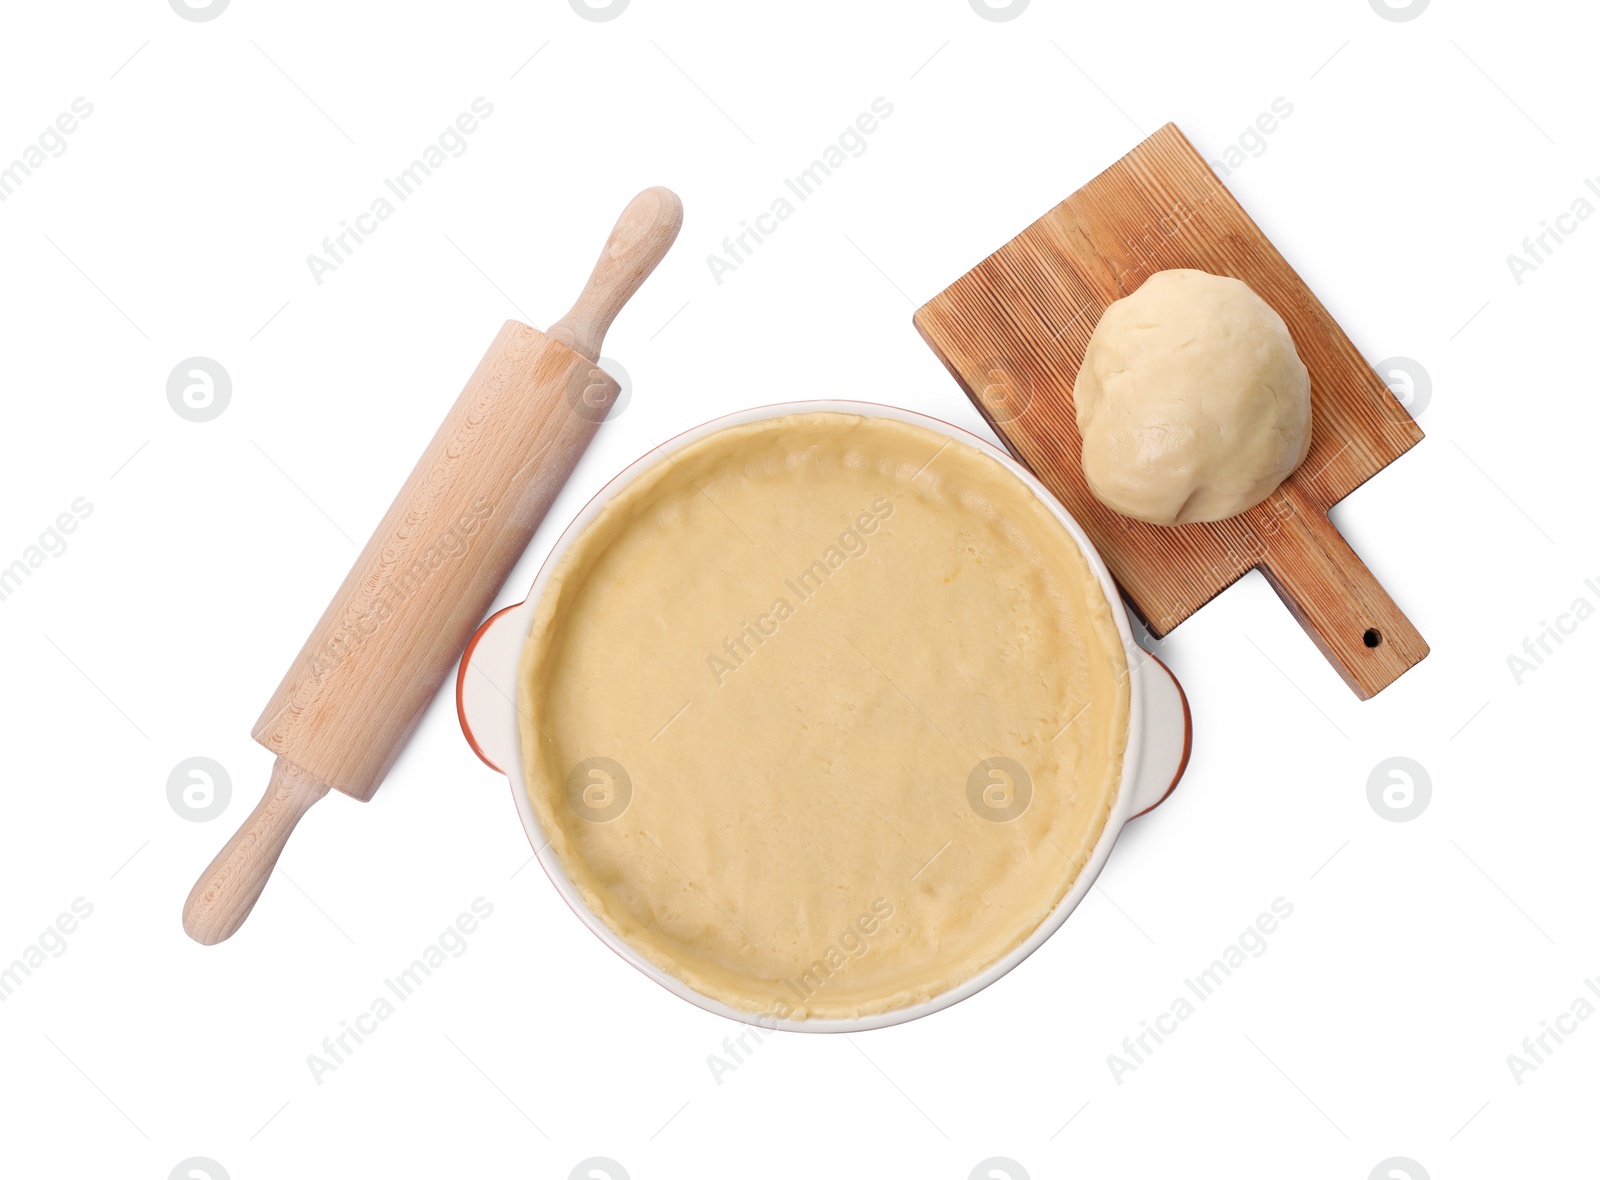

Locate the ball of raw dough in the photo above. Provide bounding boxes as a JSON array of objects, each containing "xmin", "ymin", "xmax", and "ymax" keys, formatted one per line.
[{"xmin": 1074, "ymin": 268, "xmax": 1312, "ymax": 526}]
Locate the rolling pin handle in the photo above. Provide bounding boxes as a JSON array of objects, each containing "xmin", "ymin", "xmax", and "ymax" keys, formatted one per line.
[
  {"xmin": 547, "ymin": 186, "xmax": 684, "ymax": 363},
  {"xmin": 182, "ymin": 757, "xmax": 331, "ymax": 945},
  {"xmin": 184, "ymin": 187, "xmax": 684, "ymax": 947}
]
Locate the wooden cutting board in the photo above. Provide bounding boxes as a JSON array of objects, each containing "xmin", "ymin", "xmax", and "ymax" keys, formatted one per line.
[{"xmin": 914, "ymin": 123, "xmax": 1426, "ymax": 699}]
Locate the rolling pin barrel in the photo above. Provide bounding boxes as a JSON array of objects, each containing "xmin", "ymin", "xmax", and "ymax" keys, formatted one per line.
[{"xmin": 183, "ymin": 188, "xmax": 683, "ymax": 945}]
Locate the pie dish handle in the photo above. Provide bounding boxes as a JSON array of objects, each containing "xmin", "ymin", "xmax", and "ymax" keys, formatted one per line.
[
  {"xmin": 456, "ymin": 599, "xmax": 535, "ymax": 776},
  {"xmin": 1127, "ymin": 650, "xmax": 1192, "ymax": 818}
]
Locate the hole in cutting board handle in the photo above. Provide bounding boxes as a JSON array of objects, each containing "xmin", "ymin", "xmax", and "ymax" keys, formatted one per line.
[{"xmin": 1363, "ymin": 628, "xmax": 1383, "ymax": 649}]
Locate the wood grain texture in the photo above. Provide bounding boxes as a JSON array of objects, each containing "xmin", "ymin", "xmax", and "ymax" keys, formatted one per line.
[
  {"xmin": 914, "ymin": 124, "xmax": 1426, "ymax": 697},
  {"xmin": 183, "ymin": 189, "xmax": 683, "ymax": 943},
  {"xmin": 252, "ymin": 320, "xmax": 618, "ymax": 798},
  {"xmin": 548, "ymin": 186, "xmax": 684, "ymax": 362},
  {"xmin": 181, "ymin": 757, "xmax": 329, "ymax": 946}
]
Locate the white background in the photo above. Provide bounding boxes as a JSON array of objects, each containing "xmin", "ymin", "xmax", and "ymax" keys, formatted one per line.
[{"xmin": 1, "ymin": 1, "xmax": 1594, "ymax": 1177}]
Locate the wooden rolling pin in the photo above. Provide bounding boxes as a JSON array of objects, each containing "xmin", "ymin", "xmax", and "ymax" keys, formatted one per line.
[{"xmin": 183, "ymin": 187, "xmax": 684, "ymax": 944}]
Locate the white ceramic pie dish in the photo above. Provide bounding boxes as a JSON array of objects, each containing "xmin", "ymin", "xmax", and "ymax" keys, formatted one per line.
[{"xmin": 456, "ymin": 400, "xmax": 1192, "ymax": 1032}]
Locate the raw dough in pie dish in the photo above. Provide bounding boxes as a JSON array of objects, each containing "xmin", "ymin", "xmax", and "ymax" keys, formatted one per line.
[{"xmin": 518, "ymin": 412, "xmax": 1129, "ymax": 1020}]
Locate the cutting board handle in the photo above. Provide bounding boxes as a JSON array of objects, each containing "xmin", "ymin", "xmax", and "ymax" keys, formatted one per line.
[
  {"xmin": 181, "ymin": 757, "xmax": 330, "ymax": 945},
  {"xmin": 548, "ymin": 186, "xmax": 684, "ymax": 363},
  {"xmin": 1257, "ymin": 486, "xmax": 1428, "ymax": 699}
]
